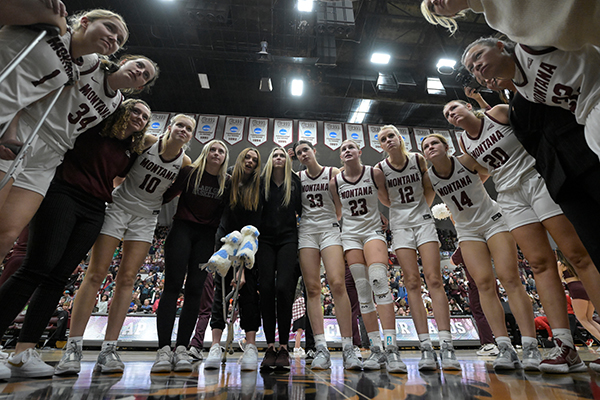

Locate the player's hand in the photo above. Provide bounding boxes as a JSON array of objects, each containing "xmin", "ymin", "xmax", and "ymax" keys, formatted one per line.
[{"xmin": 40, "ymin": 0, "xmax": 67, "ymax": 16}]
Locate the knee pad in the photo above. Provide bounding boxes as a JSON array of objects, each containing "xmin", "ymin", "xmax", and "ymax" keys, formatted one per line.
[
  {"xmin": 369, "ymin": 263, "xmax": 393, "ymax": 305},
  {"xmin": 349, "ymin": 263, "xmax": 376, "ymax": 314}
]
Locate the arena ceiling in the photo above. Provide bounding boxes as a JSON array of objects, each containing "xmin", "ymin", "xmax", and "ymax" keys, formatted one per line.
[{"xmin": 69, "ymin": 0, "xmax": 497, "ymax": 128}]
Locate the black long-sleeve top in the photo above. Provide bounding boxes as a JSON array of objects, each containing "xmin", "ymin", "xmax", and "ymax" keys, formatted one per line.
[{"xmin": 259, "ymin": 173, "xmax": 302, "ymax": 245}]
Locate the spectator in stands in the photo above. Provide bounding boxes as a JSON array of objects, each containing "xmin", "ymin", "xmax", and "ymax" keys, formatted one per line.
[
  {"xmin": 140, "ymin": 299, "xmax": 152, "ymax": 314},
  {"xmin": 96, "ymin": 295, "xmax": 109, "ymax": 314}
]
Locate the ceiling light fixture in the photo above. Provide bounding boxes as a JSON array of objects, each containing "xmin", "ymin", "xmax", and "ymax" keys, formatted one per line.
[
  {"xmin": 257, "ymin": 40, "xmax": 272, "ymax": 62},
  {"xmin": 259, "ymin": 77, "xmax": 273, "ymax": 92},
  {"xmin": 371, "ymin": 53, "xmax": 390, "ymax": 64},
  {"xmin": 426, "ymin": 77, "xmax": 445, "ymax": 95},
  {"xmin": 198, "ymin": 73, "xmax": 210, "ymax": 89},
  {"xmin": 436, "ymin": 58, "xmax": 456, "ymax": 75},
  {"xmin": 291, "ymin": 79, "xmax": 304, "ymax": 96},
  {"xmin": 349, "ymin": 99, "xmax": 372, "ymax": 123},
  {"xmin": 298, "ymin": 0, "xmax": 313, "ymax": 12}
]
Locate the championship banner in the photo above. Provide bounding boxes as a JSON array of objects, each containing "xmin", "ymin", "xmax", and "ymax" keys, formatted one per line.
[
  {"xmin": 223, "ymin": 116, "xmax": 245, "ymax": 146},
  {"xmin": 451, "ymin": 129, "xmax": 462, "ymax": 155},
  {"xmin": 248, "ymin": 118, "xmax": 268, "ymax": 147},
  {"xmin": 194, "ymin": 115, "xmax": 219, "ymax": 144},
  {"xmin": 146, "ymin": 112, "xmax": 170, "ymax": 136},
  {"xmin": 367, "ymin": 124, "xmax": 384, "ymax": 153},
  {"xmin": 345, "ymin": 123, "xmax": 365, "ymax": 149},
  {"xmin": 432, "ymin": 129, "xmax": 456, "ymax": 155},
  {"xmin": 298, "ymin": 120, "xmax": 317, "ymax": 145},
  {"xmin": 413, "ymin": 127, "xmax": 431, "ymax": 153},
  {"xmin": 397, "ymin": 126, "xmax": 413, "ymax": 152},
  {"xmin": 323, "ymin": 122, "xmax": 343, "ymax": 151},
  {"xmin": 273, "ymin": 119, "xmax": 293, "ymax": 147}
]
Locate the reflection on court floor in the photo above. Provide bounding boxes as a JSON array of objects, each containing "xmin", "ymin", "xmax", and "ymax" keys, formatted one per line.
[{"xmin": 1, "ymin": 348, "xmax": 600, "ymax": 399}]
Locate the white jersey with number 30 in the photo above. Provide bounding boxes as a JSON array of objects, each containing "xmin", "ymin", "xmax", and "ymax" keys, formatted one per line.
[{"xmin": 460, "ymin": 113, "xmax": 536, "ymax": 192}]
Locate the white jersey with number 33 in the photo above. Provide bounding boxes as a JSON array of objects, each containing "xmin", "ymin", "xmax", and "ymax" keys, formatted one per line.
[{"xmin": 299, "ymin": 167, "xmax": 338, "ymax": 234}]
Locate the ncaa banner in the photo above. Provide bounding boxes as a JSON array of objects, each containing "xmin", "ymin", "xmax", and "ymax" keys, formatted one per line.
[
  {"xmin": 273, "ymin": 119, "xmax": 293, "ymax": 147},
  {"xmin": 248, "ymin": 118, "xmax": 268, "ymax": 147},
  {"xmin": 298, "ymin": 120, "xmax": 317, "ymax": 145},
  {"xmin": 367, "ymin": 124, "xmax": 384, "ymax": 153},
  {"xmin": 194, "ymin": 115, "xmax": 219, "ymax": 144},
  {"xmin": 223, "ymin": 116, "xmax": 245, "ymax": 146},
  {"xmin": 432, "ymin": 129, "xmax": 456, "ymax": 155},
  {"xmin": 345, "ymin": 123, "xmax": 365, "ymax": 149},
  {"xmin": 413, "ymin": 127, "xmax": 431, "ymax": 153},
  {"xmin": 396, "ymin": 126, "xmax": 413, "ymax": 152},
  {"xmin": 146, "ymin": 112, "xmax": 170, "ymax": 136},
  {"xmin": 323, "ymin": 122, "xmax": 342, "ymax": 151}
]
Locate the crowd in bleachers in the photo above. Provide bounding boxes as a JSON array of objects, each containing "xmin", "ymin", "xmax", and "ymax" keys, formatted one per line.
[{"xmin": 0, "ymin": 224, "xmax": 553, "ymax": 331}]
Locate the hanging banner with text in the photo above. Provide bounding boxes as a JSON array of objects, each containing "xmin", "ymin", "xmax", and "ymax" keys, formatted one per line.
[
  {"xmin": 223, "ymin": 117, "xmax": 245, "ymax": 146},
  {"xmin": 194, "ymin": 115, "xmax": 219, "ymax": 144},
  {"xmin": 413, "ymin": 127, "xmax": 431, "ymax": 153},
  {"xmin": 396, "ymin": 126, "xmax": 413, "ymax": 152},
  {"xmin": 273, "ymin": 119, "xmax": 293, "ymax": 147},
  {"xmin": 147, "ymin": 112, "xmax": 170, "ymax": 136},
  {"xmin": 247, "ymin": 118, "xmax": 268, "ymax": 147},
  {"xmin": 324, "ymin": 122, "xmax": 343, "ymax": 151},
  {"xmin": 432, "ymin": 129, "xmax": 456, "ymax": 155},
  {"xmin": 367, "ymin": 124, "xmax": 384, "ymax": 153},
  {"xmin": 345, "ymin": 123, "xmax": 365, "ymax": 149},
  {"xmin": 298, "ymin": 120, "xmax": 318, "ymax": 145}
]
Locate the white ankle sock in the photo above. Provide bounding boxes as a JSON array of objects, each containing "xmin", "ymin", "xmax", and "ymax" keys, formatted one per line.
[
  {"xmin": 368, "ymin": 331, "xmax": 382, "ymax": 349},
  {"xmin": 102, "ymin": 340, "xmax": 118, "ymax": 351},
  {"xmin": 314, "ymin": 334, "xmax": 327, "ymax": 348},
  {"xmin": 341, "ymin": 337, "xmax": 353, "ymax": 348},
  {"xmin": 419, "ymin": 333, "xmax": 432, "ymax": 348},
  {"xmin": 68, "ymin": 336, "xmax": 83, "ymax": 350}
]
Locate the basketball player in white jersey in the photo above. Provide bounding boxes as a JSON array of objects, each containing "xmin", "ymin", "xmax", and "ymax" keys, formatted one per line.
[
  {"xmin": 421, "ymin": 0, "xmax": 600, "ymax": 52},
  {"xmin": 0, "ymin": 9, "xmax": 128, "ymax": 150},
  {"xmin": 461, "ymin": 37, "xmax": 600, "ymax": 161},
  {"xmin": 293, "ymin": 140, "xmax": 362, "ymax": 370},
  {"xmin": 55, "ymin": 114, "xmax": 193, "ymax": 376},
  {"xmin": 376, "ymin": 126, "xmax": 457, "ymax": 371},
  {"xmin": 0, "ymin": 54, "xmax": 158, "ymax": 281},
  {"xmin": 446, "ymin": 99, "xmax": 600, "ymax": 373},
  {"xmin": 329, "ymin": 139, "xmax": 406, "ymax": 373},
  {"xmin": 422, "ymin": 133, "xmax": 542, "ymax": 371}
]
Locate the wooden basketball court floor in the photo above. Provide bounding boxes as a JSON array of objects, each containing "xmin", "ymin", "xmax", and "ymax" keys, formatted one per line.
[{"xmin": 2, "ymin": 347, "xmax": 600, "ymax": 399}]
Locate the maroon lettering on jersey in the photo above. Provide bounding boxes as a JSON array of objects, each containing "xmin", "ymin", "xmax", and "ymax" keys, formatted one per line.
[{"xmin": 31, "ymin": 69, "xmax": 60, "ymax": 87}]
